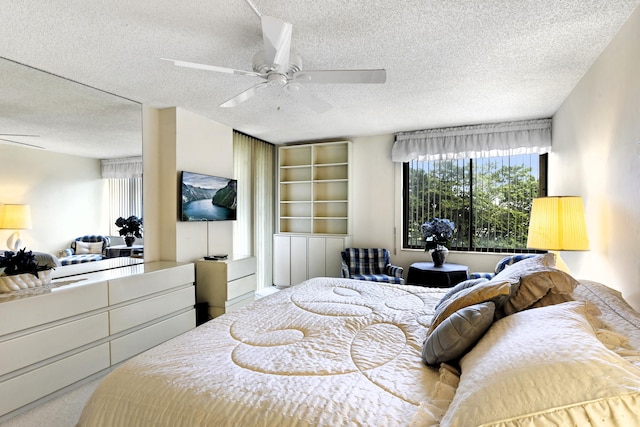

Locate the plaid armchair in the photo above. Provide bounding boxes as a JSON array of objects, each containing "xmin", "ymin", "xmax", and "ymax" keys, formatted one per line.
[{"xmin": 340, "ymin": 248, "xmax": 405, "ymax": 285}]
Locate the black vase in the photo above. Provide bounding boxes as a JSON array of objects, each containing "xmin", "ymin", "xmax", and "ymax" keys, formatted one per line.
[
  {"xmin": 124, "ymin": 235, "xmax": 136, "ymax": 247},
  {"xmin": 430, "ymin": 247, "xmax": 448, "ymax": 267}
]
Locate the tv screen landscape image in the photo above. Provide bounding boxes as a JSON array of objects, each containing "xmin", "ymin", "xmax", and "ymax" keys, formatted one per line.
[{"xmin": 180, "ymin": 171, "xmax": 237, "ymax": 221}]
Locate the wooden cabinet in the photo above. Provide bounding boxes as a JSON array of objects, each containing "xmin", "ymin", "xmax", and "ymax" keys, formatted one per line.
[
  {"xmin": 195, "ymin": 255, "xmax": 257, "ymax": 319},
  {"xmin": 0, "ymin": 262, "xmax": 195, "ymax": 420}
]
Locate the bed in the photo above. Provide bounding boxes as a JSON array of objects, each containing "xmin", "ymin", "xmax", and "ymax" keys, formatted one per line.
[{"xmin": 78, "ymin": 255, "xmax": 640, "ymax": 426}]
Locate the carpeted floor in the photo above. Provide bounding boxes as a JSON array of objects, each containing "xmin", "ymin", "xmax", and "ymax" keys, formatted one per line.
[{"xmin": 0, "ymin": 377, "xmax": 102, "ymax": 427}]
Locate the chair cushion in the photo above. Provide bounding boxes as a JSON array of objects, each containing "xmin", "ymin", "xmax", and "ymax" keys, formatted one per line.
[{"xmin": 349, "ymin": 274, "xmax": 404, "ymax": 284}]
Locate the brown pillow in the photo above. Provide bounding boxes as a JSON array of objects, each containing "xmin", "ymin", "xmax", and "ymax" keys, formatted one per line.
[{"xmin": 502, "ymin": 269, "xmax": 579, "ymax": 315}]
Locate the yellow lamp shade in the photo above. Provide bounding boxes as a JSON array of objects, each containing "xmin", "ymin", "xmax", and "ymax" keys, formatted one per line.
[
  {"xmin": 527, "ymin": 196, "xmax": 589, "ymax": 251},
  {"xmin": 0, "ymin": 204, "xmax": 32, "ymax": 230}
]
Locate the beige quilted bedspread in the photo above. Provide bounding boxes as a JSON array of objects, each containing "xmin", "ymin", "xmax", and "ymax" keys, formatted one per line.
[
  {"xmin": 78, "ymin": 277, "xmax": 448, "ymax": 426},
  {"xmin": 78, "ymin": 277, "xmax": 640, "ymax": 426}
]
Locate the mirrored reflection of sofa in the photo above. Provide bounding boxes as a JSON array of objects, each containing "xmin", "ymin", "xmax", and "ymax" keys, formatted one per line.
[{"xmin": 58, "ymin": 235, "xmax": 110, "ymax": 265}]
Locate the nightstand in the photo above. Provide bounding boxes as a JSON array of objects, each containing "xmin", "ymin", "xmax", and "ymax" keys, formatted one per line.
[
  {"xmin": 406, "ymin": 262, "xmax": 469, "ymax": 288},
  {"xmin": 195, "ymin": 255, "xmax": 256, "ymax": 322}
]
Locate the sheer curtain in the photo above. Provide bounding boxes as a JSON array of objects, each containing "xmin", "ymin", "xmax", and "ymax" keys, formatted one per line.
[
  {"xmin": 233, "ymin": 132, "xmax": 275, "ymax": 290},
  {"xmin": 392, "ymin": 119, "xmax": 552, "ymax": 161},
  {"xmin": 101, "ymin": 157, "xmax": 143, "ymax": 235}
]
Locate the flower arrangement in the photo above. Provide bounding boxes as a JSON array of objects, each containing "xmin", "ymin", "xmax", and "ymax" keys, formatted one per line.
[
  {"xmin": 0, "ymin": 248, "xmax": 49, "ymax": 277},
  {"xmin": 420, "ymin": 218, "xmax": 455, "ymax": 251},
  {"xmin": 115, "ymin": 215, "xmax": 143, "ymax": 238}
]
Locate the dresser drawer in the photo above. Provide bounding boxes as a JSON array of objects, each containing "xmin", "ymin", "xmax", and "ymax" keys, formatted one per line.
[
  {"xmin": 0, "ymin": 343, "xmax": 110, "ymax": 416},
  {"xmin": 109, "ymin": 263, "xmax": 194, "ymax": 304},
  {"xmin": 110, "ymin": 310, "xmax": 195, "ymax": 364},
  {"xmin": 0, "ymin": 281, "xmax": 108, "ymax": 336},
  {"xmin": 227, "ymin": 256, "xmax": 257, "ymax": 281},
  {"xmin": 109, "ymin": 286, "xmax": 195, "ymax": 334},
  {"xmin": 0, "ymin": 312, "xmax": 109, "ymax": 376}
]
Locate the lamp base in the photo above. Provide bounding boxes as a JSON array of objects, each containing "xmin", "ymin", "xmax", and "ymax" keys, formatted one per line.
[{"xmin": 6, "ymin": 232, "xmax": 22, "ymax": 252}]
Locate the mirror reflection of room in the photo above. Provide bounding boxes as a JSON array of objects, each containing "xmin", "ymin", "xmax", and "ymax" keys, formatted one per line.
[{"xmin": 0, "ymin": 57, "xmax": 143, "ymax": 271}]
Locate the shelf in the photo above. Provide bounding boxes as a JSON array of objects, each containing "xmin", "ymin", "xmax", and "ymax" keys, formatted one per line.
[
  {"xmin": 279, "ymin": 146, "xmax": 312, "ymax": 167},
  {"xmin": 314, "ymin": 181, "xmax": 348, "ymax": 201},
  {"xmin": 278, "ymin": 141, "xmax": 350, "ymax": 235},
  {"xmin": 281, "ymin": 167, "xmax": 312, "ymax": 182},
  {"xmin": 280, "ymin": 202, "xmax": 311, "ymax": 219},
  {"xmin": 314, "ymin": 202, "xmax": 348, "ymax": 218},
  {"xmin": 313, "ymin": 219, "xmax": 348, "ymax": 235},
  {"xmin": 280, "ymin": 218, "xmax": 312, "ymax": 234},
  {"xmin": 313, "ymin": 164, "xmax": 348, "ymax": 181},
  {"xmin": 314, "ymin": 144, "xmax": 348, "ymax": 165},
  {"xmin": 279, "ymin": 182, "xmax": 311, "ymax": 202}
]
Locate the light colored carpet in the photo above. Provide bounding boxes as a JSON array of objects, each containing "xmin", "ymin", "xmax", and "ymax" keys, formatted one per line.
[{"xmin": 0, "ymin": 377, "xmax": 102, "ymax": 427}]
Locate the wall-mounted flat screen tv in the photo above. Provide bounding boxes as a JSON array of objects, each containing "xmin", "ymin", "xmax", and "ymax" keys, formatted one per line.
[{"xmin": 180, "ymin": 171, "xmax": 237, "ymax": 221}]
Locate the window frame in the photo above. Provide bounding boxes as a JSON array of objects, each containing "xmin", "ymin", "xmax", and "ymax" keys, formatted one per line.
[{"xmin": 402, "ymin": 154, "xmax": 547, "ymax": 253}]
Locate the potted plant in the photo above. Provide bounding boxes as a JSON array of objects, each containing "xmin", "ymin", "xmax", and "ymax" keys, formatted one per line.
[
  {"xmin": 115, "ymin": 215, "xmax": 143, "ymax": 247},
  {"xmin": 420, "ymin": 218, "xmax": 456, "ymax": 267},
  {"xmin": 0, "ymin": 248, "xmax": 53, "ymax": 292}
]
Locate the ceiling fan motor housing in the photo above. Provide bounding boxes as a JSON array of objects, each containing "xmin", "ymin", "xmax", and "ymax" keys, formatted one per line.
[{"xmin": 252, "ymin": 50, "xmax": 302, "ymax": 77}]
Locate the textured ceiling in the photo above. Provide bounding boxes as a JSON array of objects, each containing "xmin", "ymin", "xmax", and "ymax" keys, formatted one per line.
[{"xmin": 1, "ymin": 0, "xmax": 639, "ymax": 158}]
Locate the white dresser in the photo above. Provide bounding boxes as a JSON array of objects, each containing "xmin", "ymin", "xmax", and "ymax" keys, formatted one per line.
[
  {"xmin": 0, "ymin": 261, "xmax": 195, "ymax": 420},
  {"xmin": 195, "ymin": 255, "xmax": 256, "ymax": 319}
]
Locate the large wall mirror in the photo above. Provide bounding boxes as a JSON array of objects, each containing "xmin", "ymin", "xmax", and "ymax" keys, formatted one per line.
[{"xmin": 0, "ymin": 57, "xmax": 143, "ymax": 259}]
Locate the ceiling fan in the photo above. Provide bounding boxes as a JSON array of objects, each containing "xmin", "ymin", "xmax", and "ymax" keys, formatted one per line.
[
  {"xmin": 0, "ymin": 134, "xmax": 43, "ymax": 149},
  {"xmin": 162, "ymin": 13, "xmax": 386, "ymax": 113}
]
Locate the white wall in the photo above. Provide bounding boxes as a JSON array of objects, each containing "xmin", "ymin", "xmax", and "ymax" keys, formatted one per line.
[
  {"xmin": 551, "ymin": 7, "xmax": 640, "ymax": 310},
  {"xmin": 0, "ymin": 144, "xmax": 107, "ymax": 254},
  {"xmin": 147, "ymin": 107, "xmax": 234, "ymax": 263}
]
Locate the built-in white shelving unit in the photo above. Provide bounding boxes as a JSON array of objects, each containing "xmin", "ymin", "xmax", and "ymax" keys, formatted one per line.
[{"xmin": 274, "ymin": 141, "xmax": 352, "ymax": 287}]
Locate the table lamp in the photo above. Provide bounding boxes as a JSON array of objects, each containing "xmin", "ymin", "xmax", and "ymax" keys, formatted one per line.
[
  {"xmin": 527, "ymin": 196, "xmax": 589, "ymax": 273},
  {"xmin": 0, "ymin": 204, "xmax": 33, "ymax": 251}
]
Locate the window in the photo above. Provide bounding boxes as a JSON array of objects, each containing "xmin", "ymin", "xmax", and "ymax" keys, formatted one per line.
[
  {"xmin": 108, "ymin": 177, "xmax": 143, "ymax": 236},
  {"xmin": 403, "ymin": 154, "xmax": 546, "ymax": 252}
]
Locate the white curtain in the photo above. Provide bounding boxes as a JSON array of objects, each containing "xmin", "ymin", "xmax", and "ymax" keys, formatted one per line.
[
  {"xmin": 101, "ymin": 157, "xmax": 143, "ymax": 178},
  {"xmin": 233, "ymin": 132, "xmax": 275, "ymax": 291},
  {"xmin": 392, "ymin": 119, "xmax": 552, "ymax": 162},
  {"xmin": 108, "ymin": 177, "xmax": 143, "ymax": 235}
]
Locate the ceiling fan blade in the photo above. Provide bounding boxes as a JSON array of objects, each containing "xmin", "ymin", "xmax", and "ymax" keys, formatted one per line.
[
  {"xmin": 161, "ymin": 58, "xmax": 264, "ymax": 78},
  {"xmin": 220, "ymin": 82, "xmax": 269, "ymax": 108},
  {"xmin": 284, "ymin": 84, "xmax": 332, "ymax": 114},
  {"xmin": 261, "ymin": 15, "xmax": 292, "ymax": 74},
  {"xmin": 293, "ymin": 69, "xmax": 387, "ymax": 84},
  {"xmin": 0, "ymin": 138, "xmax": 44, "ymax": 149}
]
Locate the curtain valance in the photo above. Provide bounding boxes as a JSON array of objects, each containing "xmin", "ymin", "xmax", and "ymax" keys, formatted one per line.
[
  {"xmin": 101, "ymin": 156, "xmax": 143, "ymax": 178},
  {"xmin": 392, "ymin": 119, "xmax": 552, "ymax": 162}
]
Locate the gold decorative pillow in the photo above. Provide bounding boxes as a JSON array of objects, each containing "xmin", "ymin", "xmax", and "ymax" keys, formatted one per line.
[{"xmin": 502, "ymin": 269, "xmax": 579, "ymax": 315}]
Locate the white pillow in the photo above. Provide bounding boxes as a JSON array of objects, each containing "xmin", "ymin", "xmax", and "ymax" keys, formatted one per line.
[
  {"xmin": 75, "ymin": 241, "xmax": 103, "ymax": 255},
  {"xmin": 440, "ymin": 301, "xmax": 640, "ymax": 427}
]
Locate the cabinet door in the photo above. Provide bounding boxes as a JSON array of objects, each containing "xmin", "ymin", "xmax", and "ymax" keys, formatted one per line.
[
  {"xmin": 290, "ymin": 236, "xmax": 308, "ymax": 285},
  {"xmin": 308, "ymin": 237, "xmax": 326, "ymax": 278},
  {"xmin": 308, "ymin": 236, "xmax": 347, "ymax": 278},
  {"xmin": 273, "ymin": 235, "xmax": 291, "ymax": 286},
  {"xmin": 325, "ymin": 237, "xmax": 347, "ymax": 277}
]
